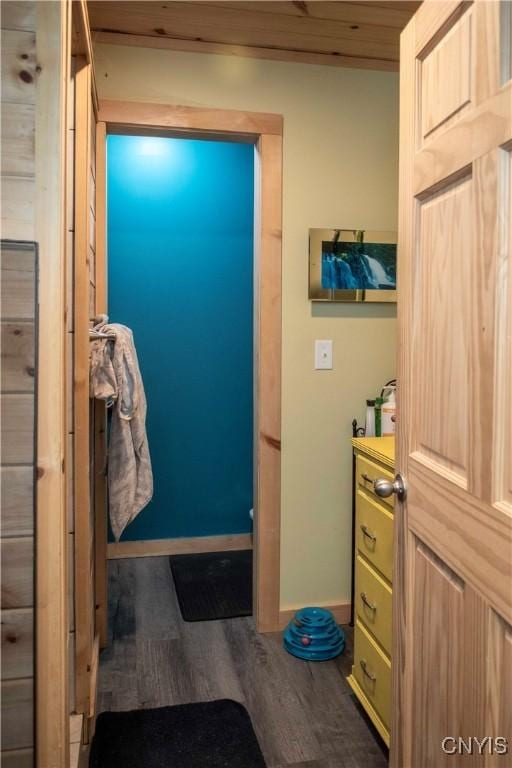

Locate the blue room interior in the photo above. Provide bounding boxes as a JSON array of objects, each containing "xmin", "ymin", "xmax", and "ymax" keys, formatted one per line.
[{"xmin": 107, "ymin": 134, "xmax": 254, "ymax": 541}]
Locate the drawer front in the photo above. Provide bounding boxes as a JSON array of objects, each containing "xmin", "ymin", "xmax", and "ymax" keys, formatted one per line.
[
  {"xmin": 356, "ymin": 490, "xmax": 393, "ymax": 583},
  {"xmin": 355, "ymin": 554, "xmax": 392, "ymax": 653},
  {"xmin": 353, "ymin": 620, "xmax": 391, "ymax": 728},
  {"xmin": 356, "ymin": 453, "xmax": 394, "ymax": 509}
]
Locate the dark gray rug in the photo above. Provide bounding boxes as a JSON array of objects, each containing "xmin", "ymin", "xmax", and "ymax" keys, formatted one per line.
[
  {"xmin": 170, "ymin": 549, "xmax": 252, "ymax": 621},
  {"xmin": 90, "ymin": 699, "xmax": 266, "ymax": 768}
]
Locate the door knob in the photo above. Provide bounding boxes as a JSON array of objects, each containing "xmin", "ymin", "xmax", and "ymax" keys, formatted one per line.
[{"xmin": 374, "ymin": 474, "xmax": 407, "ymax": 502}]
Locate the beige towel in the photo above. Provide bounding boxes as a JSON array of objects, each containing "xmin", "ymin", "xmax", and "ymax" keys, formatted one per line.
[{"xmin": 90, "ymin": 323, "xmax": 153, "ymax": 541}]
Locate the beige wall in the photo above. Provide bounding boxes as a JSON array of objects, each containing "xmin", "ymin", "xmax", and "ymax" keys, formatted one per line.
[{"xmin": 94, "ymin": 43, "xmax": 398, "ymax": 611}]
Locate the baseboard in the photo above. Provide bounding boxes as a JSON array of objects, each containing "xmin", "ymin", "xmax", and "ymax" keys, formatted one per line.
[
  {"xmin": 278, "ymin": 601, "xmax": 351, "ymax": 629},
  {"xmin": 107, "ymin": 533, "xmax": 253, "ymax": 560}
]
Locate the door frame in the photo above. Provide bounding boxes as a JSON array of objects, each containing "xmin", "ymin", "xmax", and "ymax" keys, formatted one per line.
[{"xmin": 96, "ymin": 99, "xmax": 283, "ymax": 633}]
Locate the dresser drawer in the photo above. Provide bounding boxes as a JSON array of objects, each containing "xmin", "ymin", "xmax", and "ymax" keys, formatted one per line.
[
  {"xmin": 356, "ymin": 453, "xmax": 394, "ymax": 509},
  {"xmin": 353, "ymin": 620, "xmax": 391, "ymax": 729},
  {"xmin": 355, "ymin": 554, "xmax": 392, "ymax": 653},
  {"xmin": 356, "ymin": 490, "xmax": 393, "ymax": 582}
]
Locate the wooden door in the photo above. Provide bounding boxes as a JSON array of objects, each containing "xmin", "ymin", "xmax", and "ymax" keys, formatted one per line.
[{"xmin": 393, "ymin": 1, "xmax": 512, "ymax": 766}]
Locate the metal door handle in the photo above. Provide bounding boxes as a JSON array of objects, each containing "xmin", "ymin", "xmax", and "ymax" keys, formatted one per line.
[
  {"xmin": 360, "ymin": 592, "xmax": 377, "ymax": 612},
  {"xmin": 374, "ymin": 473, "xmax": 407, "ymax": 502},
  {"xmin": 360, "ymin": 525, "xmax": 377, "ymax": 542},
  {"xmin": 360, "ymin": 659, "xmax": 376, "ymax": 682}
]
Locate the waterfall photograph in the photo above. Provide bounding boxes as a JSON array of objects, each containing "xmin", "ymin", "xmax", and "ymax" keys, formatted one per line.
[{"xmin": 321, "ymin": 240, "xmax": 397, "ymax": 291}]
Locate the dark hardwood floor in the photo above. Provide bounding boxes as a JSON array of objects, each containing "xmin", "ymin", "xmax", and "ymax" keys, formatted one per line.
[{"xmin": 98, "ymin": 557, "xmax": 388, "ymax": 768}]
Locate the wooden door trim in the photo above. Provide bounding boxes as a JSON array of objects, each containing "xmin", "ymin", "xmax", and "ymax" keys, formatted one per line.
[
  {"xmin": 35, "ymin": 1, "xmax": 71, "ymax": 765},
  {"xmin": 73, "ymin": 58, "xmax": 94, "ymax": 715},
  {"xmin": 96, "ymin": 99, "xmax": 283, "ymax": 633},
  {"xmin": 98, "ymin": 99, "xmax": 283, "ymax": 137},
  {"xmin": 94, "ymin": 121, "xmax": 108, "ymax": 649}
]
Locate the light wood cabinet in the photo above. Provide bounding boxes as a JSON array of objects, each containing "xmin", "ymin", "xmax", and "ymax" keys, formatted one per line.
[{"xmin": 347, "ymin": 437, "xmax": 394, "ymax": 747}]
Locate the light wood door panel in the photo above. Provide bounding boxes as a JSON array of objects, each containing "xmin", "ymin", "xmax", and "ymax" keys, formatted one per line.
[
  {"xmin": 394, "ymin": 2, "xmax": 512, "ymax": 766},
  {"xmin": 415, "ymin": 173, "xmax": 472, "ymax": 486},
  {"xmin": 420, "ymin": 7, "xmax": 473, "ymax": 140}
]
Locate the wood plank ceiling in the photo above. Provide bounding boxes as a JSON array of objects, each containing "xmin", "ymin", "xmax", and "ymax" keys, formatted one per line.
[{"xmin": 88, "ymin": 1, "xmax": 420, "ymax": 72}]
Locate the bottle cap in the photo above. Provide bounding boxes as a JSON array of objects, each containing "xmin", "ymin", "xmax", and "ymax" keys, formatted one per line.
[
  {"xmin": 375, "ymin": 397, "xmax": 384, "ymax": 406},
  {"xmin": 366, "ymin": 399, "xmax": 375, "ymax": 406}
]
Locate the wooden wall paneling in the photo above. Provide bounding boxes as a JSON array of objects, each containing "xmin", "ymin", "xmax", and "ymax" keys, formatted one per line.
[
  {"xmin": 1, "ymin": 178, "xmax": 35, "ymax": 241},
  {"xmin": 73, "ymin": 58, "xmax": 94, "ymax": 717},
  {"xmin": 1, "ymin": 395, "xmax": 34, "ymax": 465},
  {"xmin": 1, "ymin": 1, "xmax": 35, "ymax": 32},
  {"xmin": 0, "ymin": 240, "xmax": 36, "ymax": 763},
  {"xmin": 0, "ymin": 748, "xmax": 34, "ymax": 768},
  {"xmin": 1, "ymin": 467, "xmax": 34, "ymax": 538},
  {"xmin": 1, "ymin": 29, "xmax": 36, "ymax": 104},
  {"xmin": 1, "ymin": 538, "xmax": 34, "ymax": 610},
  {"xmin": 35, "ymin": 0, "xmax": 71, "ymax": 764},
  {"xmin": 1, "ymin": 679, "xmax": 34, "ymax": 752},
  {"xmin": 1, "ymin": 103, "xmax": 35, "ymax": 177},
  {"xmin": 1, "ymin": 20, "xmax": 36, "ymax": 245},
  {"xmin": 1, "ymin": 608, "xmax": 33, "ymax": 680},
  {"xmin": 1, "ymin": 322, "xmax": 35, "ymax": 392},
  {"xmin": 0, "ymin": 246, "xmax": 36, "ymax": 318}
]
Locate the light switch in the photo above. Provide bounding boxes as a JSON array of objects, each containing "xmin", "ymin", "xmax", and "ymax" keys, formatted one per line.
[{"xmin": 314, "ymin": 340, "xmax": 333, "ymax": 370}]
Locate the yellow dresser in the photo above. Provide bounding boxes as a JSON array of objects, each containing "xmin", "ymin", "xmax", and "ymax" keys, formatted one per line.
[{"xmin": 347, "ymin": 436, "xmax": 394, "ymax": 747}]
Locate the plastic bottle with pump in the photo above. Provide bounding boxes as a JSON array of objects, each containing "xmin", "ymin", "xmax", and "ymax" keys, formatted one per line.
[{"xmin": 365, "ymin": 399, "xmax": 376, "ymax": 437}]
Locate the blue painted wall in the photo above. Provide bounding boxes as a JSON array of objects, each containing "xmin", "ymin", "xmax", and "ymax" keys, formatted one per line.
[{"xmin": 107, "ymin": 135, "xmax": 254, "ymax": 541}]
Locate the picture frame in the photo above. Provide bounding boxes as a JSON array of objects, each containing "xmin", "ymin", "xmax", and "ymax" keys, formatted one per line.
[{"xmin": 308, "ymin": 228, "xmax": 397, "ymax": 302}]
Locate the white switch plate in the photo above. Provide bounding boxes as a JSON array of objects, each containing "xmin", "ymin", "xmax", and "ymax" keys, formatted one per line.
[{"xmin": 314, "ymin": 340, "xmax": 333, "ymax": 370}]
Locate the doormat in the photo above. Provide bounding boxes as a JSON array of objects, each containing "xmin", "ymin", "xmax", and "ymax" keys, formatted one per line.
[
  {"xmin": 90, "ymin": 699, "xmax": 267, "ymax": 768},
  {"xmin": 170, "ymin": 549, "xmax": 252, "ymax": 622}
]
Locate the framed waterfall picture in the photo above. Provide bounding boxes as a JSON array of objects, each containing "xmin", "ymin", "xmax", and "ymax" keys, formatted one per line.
[{"xmin": 308, "ymin": 229, "xmax": 397, "ymax": 302}]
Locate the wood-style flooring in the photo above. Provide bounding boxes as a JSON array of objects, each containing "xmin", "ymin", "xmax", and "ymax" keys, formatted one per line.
[{"xmin": 98, "ymin": 557, "xmax": 388, "ymax": 768}]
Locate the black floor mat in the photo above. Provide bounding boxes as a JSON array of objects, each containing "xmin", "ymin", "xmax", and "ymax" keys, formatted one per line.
[
  {"xmin": 90, "ymin": 699, "xmax": 267, "ymax": 768},
  {"xmin": 170, "ymin": 549, "xmax": 252, "ymax": 621}
]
